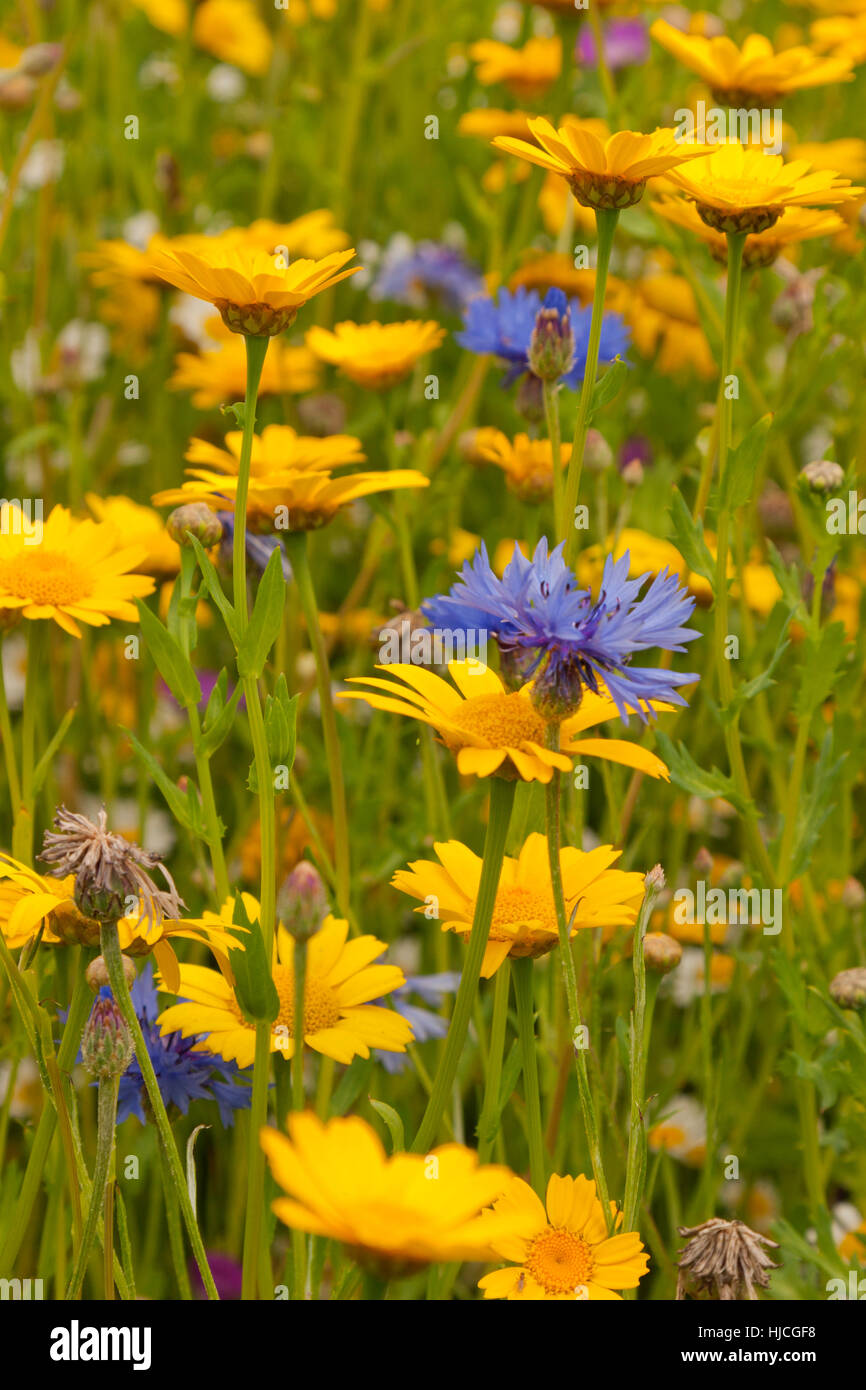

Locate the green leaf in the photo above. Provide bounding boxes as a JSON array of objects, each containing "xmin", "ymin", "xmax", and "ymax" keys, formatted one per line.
[
  {"xmin": 794, "ymin": 622, "xmax": 846, "ymax": 718},
  {"xmin": 199, "ymin": 674, "xmax": 244, "ymax": 758},
  {"xmin": 722, "ymin": 618, "xmax": 791, "ymax": 722},
  {"xmin": 668, "ymin": 488, "xmax": 715, "ymax": 587},
  {"xmin": 766, "ymin": 541, "xmax": 806, "ymax": 618},
  {"xmin": 220, "ymin": 401, "xmax": 247, "ymax": 427},
  {"xmin": 122, "ymin": 729, "xmax": 205, "ymax": 838},
  {"xmin": 187, "ymin": 533, "xmax": 239, "ymax": 646},
  {"xmin": 788, "ymin": 731, "xmax": 846, "ymax": 881},
  {"xmin": 719, "ymin": 413, "xmax": 772, "ymax": 512},
  {"xmin": 135, "ymin": 600, "xmax": 201, "ymax": 709},
  {"xmin": 228, "ymin": 893, "xmax": 279, "ymax": 1024},
  {"xmin": 265, "ymin": 675, "xmax": 299, "ymax": 763},
  {"xmin": 32, "ymin": 705, "xmax": 77, "ymax": 795},
  {"xmin": 654, "ymin": 731, "xmax": 743, "ymax": 808},
  {"xmin": 329, "ymin": 1056, "xmax": 374, "ymax": 1117},
  {"xmin": 368, "ymin": 1098, "xmax": 405, "ymax": 1154},
  {"xmin": 236, "ymin": 547, "xmax": 286, "ymax": 679},
  {"xmin": 589, "ymin": 357, "xmax": 628, "ymax": 418}
]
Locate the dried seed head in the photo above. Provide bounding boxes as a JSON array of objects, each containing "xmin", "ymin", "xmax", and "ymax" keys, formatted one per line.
[
  {"xmin": 40, "ymin": 806, "xmax": 184, "ymax": 929},
  {"xmin": 676, "ymin": 1218, "xmax": 780, "ymax": 1300}
]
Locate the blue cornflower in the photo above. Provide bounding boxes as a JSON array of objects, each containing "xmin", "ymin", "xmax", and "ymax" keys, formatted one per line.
[
  {"xmin": 457, "ymin": 286, "xmax": 630, "ymax": 389},
  {"xmin": 371, "ymin": 239, "xmax": 485, "ymax": 314},
  {"xmin": 93, "ymin": 964, "xmax": 252, "ymax": 1125},
  {"xmin": 423, "ymin": 539, "xmax": 700, "ymax": 721},
  {"xmin": 373, "ymin": 972, "xmax": 460, "ymax": 1075}
]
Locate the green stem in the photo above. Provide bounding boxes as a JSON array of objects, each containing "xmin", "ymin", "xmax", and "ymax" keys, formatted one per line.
[
  {"xmin": 476, "ymin": 959, "xmax": 510, "ymax": 1162},
  {"xmin": 292, "ymin": 934, "xmax": 308, "ymax": 1299},
  {"xmin": 622, "ymin": 879, "xmax": 660, "ymax": 1234},
  {"xmin": 66, "ymin": 1075, "xmax": 118, "ymax": 1299},
  {"xmin": 543, "ymin": 731, "xmax": 612, "ymax": 1224},
  {"xmin": 157, "ymin": 1130, "xmax": 192, "ymax": 1299},
  {"xmin": 188, "ymin": 701, "xmax": 230, "ymax": 904},
  {"xmin": 543, "ymin": 379, "xmax": 564, "ymax": 540},
  {"xmin": 412, "ymin": 777, "xmax": 515, "ymax": 1153},
  {"xmin": 232, "ymin": 336, "xmax": 269, "ymax": 623},
  {"xmin": 512, "ymin": 956, "xmax": 546, "ymax": 1195},
  {"xmin": 0, "ymin": 634, "xmax": 22, "ymax": 813},
  {"xmin": 285, "ymin": 531, "xmax": 351, "ymax": 919},
  {"xmin": 100, "ymin": 921, "xmax": 219, "ymax": 1299},
  {"xmin": 12, "ymin": 621, "xmax": 42, "ymax": 862},
  {"xmin": 563, "ymin": 209, "xmax": 619, "ymax": 567}
]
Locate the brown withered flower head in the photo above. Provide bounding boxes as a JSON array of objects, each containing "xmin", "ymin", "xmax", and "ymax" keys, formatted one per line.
[
  {"xmin": 40, "ymin": 806, "xmax": 184, "ymax": 929},
  {"xmin": 676, "ymin": 1218, "xmax": 780, "ymax": 1300}
]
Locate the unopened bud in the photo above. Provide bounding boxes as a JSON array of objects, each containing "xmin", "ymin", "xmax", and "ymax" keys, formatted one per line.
[
  {"xmin": 515, "ymin": 373, "xmax": 544, "ymax": 424},
  {"xmin": 81, "ymin": 997, "xmax": 134, "ymax": 1079},
  {"xmin": 584, "ymin": 428, "xmax": 613, "ymax": 473},
  {"xmin": 799, "ymin": 460, "xmax": 843, "ymax": 494},
  {"xmin": 644, "ymin": 932, "xmax": 682, "ymax": 975},
  {"xmin": 830, "ymin": 967, "xmax": 866, "ymax": 1011},
  {"xmin": 86, "ymin": 954, "xmax": 136, "ymax": 994},
  {"xmin": 841, "ymin": 877, "xmax": 865, "ymax": 910},
  {"xmin": 621, "ymin": 458, "xmax": 644, "ymax": 487},
  {"xmin": 166, "ymin": 503, "xmax": 223, "ymax": 548},
  {"xmin": 278, "ymin": 861, "xmax": 329, "ymax": 941},
  {"xmin": 19, "ymin": 43, "xmax": 64, "ymax": 77},
  {"xmin": 528, "ymin": 291, "xmax": 575, "ymax": 382},
  {"xmin": 645, "ymin": 863, "xmax": 666, "ymax": 893},
  {"xmin": 693, "ymin": 846, "xmax": 714, "ymax": 876}
]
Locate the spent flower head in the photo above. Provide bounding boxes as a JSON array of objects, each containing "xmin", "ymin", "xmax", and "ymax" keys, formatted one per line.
[{"xmin": 40, "ymin": 806, "xmax": 184, "ymax": 929}]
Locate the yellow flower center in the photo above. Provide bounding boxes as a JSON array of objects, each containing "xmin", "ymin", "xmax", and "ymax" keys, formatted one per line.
[
  {"xmin": 452, "ymin": 692, "xmax": 547, "ymax": 748},
  {"xmin": 491, "ymin": 884, "xmax": 558, "ymax": 945},
  {"xmin": 275, "ymin": 965, "xmax": 341, "ymax": 1036},
  {"xmin": 0, "ymin": 551, "xmax": 93, "ymax": 606},
  {"xmin": 526, "ymin": 1226, "xmax": 596, "ymax": 1296}
]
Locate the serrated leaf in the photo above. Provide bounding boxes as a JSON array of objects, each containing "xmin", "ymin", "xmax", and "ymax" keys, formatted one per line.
[
  {"xmin": 187, "ymin": 533, "xmax": 239, "ymax": 646},
  {"xmin": 794, "ymin": 622, "xmax": 846, "ymax": 718},
  {"xmin": 122, "ymin": 729, "xmax": 206, "ymax": 839},
  {"xmin": 236, "ymin": 547, "xmax": 286, "ymax": 678},
  {"xmin": 719, "ymin": 413, "xmax": 772, "ymax": 511},
  {"xmin": 788, "ymin": 731, "xmax": 846, "ymax": 880},
  {"xmin": 368, "ymin": 1098, "xmax": 405, "ymax": 1154},
  {"xmin": 136, "ymin": 600, "xmax": 201, "ymax": 709},
  {"xmin": 589, "ymin": 357, "xmax": 628, "ymax": 418},
  {"xmin": 654, "ymin": 731, "xmax": 743, "ymax": 807},
  {"xmin": 668, "ymin": 488, "xmax": 716, "ymax": 587},
  {"xmin": 722, "ymin": 619, "xmax": 791, "ymax": 722}
]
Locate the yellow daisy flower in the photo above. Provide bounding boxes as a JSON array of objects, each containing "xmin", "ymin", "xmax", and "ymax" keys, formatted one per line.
[
  {"xmin": 192, "ymin": 0, "xmax": 273, "ymax": 75},
  {"xmin": 340, "ymin": 660, "xmax": 672, "ymax": 784},
  {"xmin": 577, "ymin": 528, "xmax": 688, "ymax": 591},
  {"xmin": 85, "ymin": 494, "xmax": 183, "ymax": 580},
  {"xmin": 509, "ymin": 252, "xmax": 630, "ymax": 312},
  {"xmin": 493, "ymin": 116, "xmax": 711, "ymax": 210},
  {"xmin": 652, "ymin": 195, "xmax": 846, "ymax": 267},
  {"xmin": 650, "ymin": 19, "xmax": 854, "ymax": 102},
  {"xmin": 305, "ymin": 319, "xmax": 445, "ymax": 389},
  {"xmin": 0, "ymin": 853, "xmax": 240, "ymax": 991},
  {"xmin": 0, "ymin": 504, "xmax": 155, "ymax": 638},
  {"xmin": 142, "ymin": 237, "xmax": 359, "ymax": 337},
  {"xmin": 225, "ymin": 211, "xmax": 351, "ymax": 260},
  {"xmin": 468, "ymin": 37, "xmax": 562, "ymax": 100},
  {"xmin": 169, "ymin": 330, "xmax": 321, "ymax": 408},
  {"xmin": 152, "ymin": 423, "xmax": 428, "ymax": 531},
  {"xmin": 626, "ymin": 271, "xmax": 716, "ymax": 378},
  {"xmin": 478, "ymin": 1172, "xmax": 649, "ymax": 1300},
  {"xmin": 392, "ymin": 833, "xmax": 645, "ymax": 978},
  {"xmin": 129, "ymin": 0, "xmax": 188, "ymax": 36},
  {"xmin": 811, "ymin": 13, "xmax": 866, "ymax": 64},
  {"xmin": 662, "ymin": 142, "xmax": 863, "ymax": 234},
  {"xmin": 157, "ymin": 906, "xmax": 412, "ymax": 1067},
  {"xmin": 261, "ymin": 1111, "xmax": 521, "ymax": 1274},
  {"xmin": 471, "ymin": 429, "xmax": 571, "ymax": 503},
  {"xmin": 458, "ymin": 108, "xmax": 534, "ymax": 142}
]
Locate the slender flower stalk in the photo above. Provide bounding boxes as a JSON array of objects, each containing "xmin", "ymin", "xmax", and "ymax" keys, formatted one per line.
[
  {"xmin": 622, "ymin": 870, "xmax": 663, "ymax": 1234},
  {"xmin": 476, "ymin": 959, "xmax": 511, "ymax": 1162},
  {"xmin": 412, "ymin": 777, "xmax": 515, "ymax": 1153},
  {"xmin": 511, "ymin": 956, "xmax": 546, "ymax": 1195},
  {"xmin": 563, "ymin": 208, "xmax": 620, "ymax": 567},
  {"xmin": 66, "ymin": 1074, "xmax": 119, "ymax": 1299},
  {"xmin": 543, "ymin": 379, "xmax": 565, "ymax": 539},
  {"xmin": 292, "ymin": 934, "xmax": 308, "ymax": 1299}
]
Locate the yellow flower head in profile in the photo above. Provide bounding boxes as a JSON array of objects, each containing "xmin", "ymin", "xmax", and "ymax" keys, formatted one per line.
[
  {"xmin": 469, "ymin": 37, "xmax": 562, "ymax": 100},
  {"xmin": 650, "ymin": 19, "xmax": 855, "ymax": 102},
  {"xmin": 340, "ymin": 660, "xmax": 672, "ymax": 784},
  {"xmin": 471, "ymin": 429, "xmax": 571, "ymax": 503},
  {"xmin": 142, "ymin": 235, "xmax": 359, "ymax": 337},
  {"xmin": 577, "ymin": 529, "xmax": 688, "ymax": 591},
  {"xmin": 192, "ymin": 0, "xmax": 273, "ymax": 75},
  {"xmin": 493, "ymin": 116, "xmax": 711, "ymax": 210},
  {"xmin": 261, "ymin": 1111, "xmax": 522, "ymax": 1274},
  {"xmin": 392, "ymin": 834, "xmax": 645, "ymax": 978},
  {"xmin": 157, "ymin": 904, "xmax": 412, "ymax": 1067},
  {"xmin": 85, "ymin": 494, "xmax": 183, "ymax": 580},
  {"xmin": 152, "ymin": 424, "xmax": 428, "ymax": 531},
  {"xmin": 0, "ymin": 504, "xmax": 155, "ymax": 638},
  {"xmin": 306, "ymin": 319, "xmax": 445, "ymax": 389},
  {"xmin": 811, "ymin": 13, "xmax": 866, "ymax": 63},
  {"xmin": 478, "ymin": 1172, "xmax": 650, "ymax": 1300},
  {"xmin": 169, "ymin": 320, "xmax": 321, "ymax": 408},
  {"xmin": 458, "ymin": 109, "xmax": 534, "ymax": 142},
  {"xmin": 652, "ymin": 195, "xmax": 846, "ymax": 268},
  {"xmin": 663, "ymin": 142, "xmax": 863, "ymax": 234},
  {"xmin": 129, "ymin": 0, "xmax": 188, "ymax": 36},
  {"xmin": 0, "ymin": 853, "xmax": 240, "ymax": 991}
]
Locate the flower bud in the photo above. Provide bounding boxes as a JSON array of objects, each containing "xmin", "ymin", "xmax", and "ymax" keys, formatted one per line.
[
  {"xmin": 278, "ymin": 861, "xmax": 329, "ymax": 942},
  {"xmin": 515, "ymin": 372, "xmax": 544, "ymax": 424},
  {"xmin": 620, "ymin": 458, "xmax": 644, "ymax": 487},
  {"xmin": 81, "ymin": 997, "xmax": 134, "ymax": 1079},
  {"xmin": 643, "ymin": 932, "xmax": 682, "ymax": 975},
  {"xmin": 528, "ymin": 291, "xmax": 575, "ymax": 383},
  {"xmin": 645, "ymin": 864, "xmax": 666, "ymax": 893},
  {"xmin": 799, "ymin": 460, "xmax": 843, "ymax": 494},
  {"xmin": 19, "ymin": 43, "xmax": 63, "ymax": 77},
  {"xmin": 829, "ymin": 967, "xmax": 866, "ymax": 1011},
  {"xmin": 841, "ymin": 877, "xmax": 865, "ymax": 910},
  {"xmin": 86, "ymin": 954, "xmax": 136, "ymax": 994},
  {"xmin": 167, "ymin": 503, "xmax": 223, "ymax": 548},
  {"xmin": 584, "ymin": 428, "xmax": 613, "ymax": 473}
]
